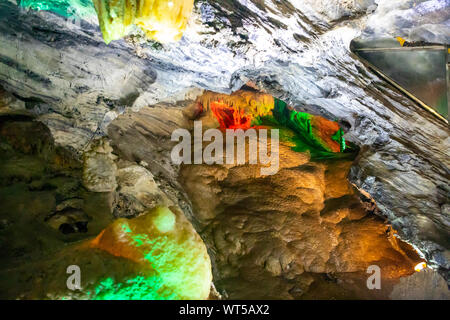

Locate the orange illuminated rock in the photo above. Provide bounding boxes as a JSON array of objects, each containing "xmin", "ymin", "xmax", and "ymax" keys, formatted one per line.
[
  {"xmin": 197, "ymin": 90, "xmax": 275, "ymax": 129},
  {"xmin": 193, "ymin": 91, "xmax": 348, "ymax": 157}
]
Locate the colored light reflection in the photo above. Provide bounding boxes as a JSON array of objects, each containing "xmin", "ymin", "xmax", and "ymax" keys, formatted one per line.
[{"xmin": 414, "ymin": 262, "xmax": 427, "ymax": 272}]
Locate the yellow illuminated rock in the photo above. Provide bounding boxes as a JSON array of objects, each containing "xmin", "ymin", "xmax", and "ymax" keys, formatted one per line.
[
  {"xmin": 93, "ymin": 0, "xmax": 194, "ymax": 43},
  {"xmin": 396, "ymin": 36, "xmax": 406, "ymax": 46}
]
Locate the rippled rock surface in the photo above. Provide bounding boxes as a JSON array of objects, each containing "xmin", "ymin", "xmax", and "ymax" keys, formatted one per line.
[{"xmin": 0, "ymin": 0, "xmax": 448, "ymax": 297}]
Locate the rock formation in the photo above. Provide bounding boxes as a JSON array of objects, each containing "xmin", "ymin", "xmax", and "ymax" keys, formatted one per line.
[{"xmin": 0, "ymin": 0, "xmax": 448, "ymax": 299}]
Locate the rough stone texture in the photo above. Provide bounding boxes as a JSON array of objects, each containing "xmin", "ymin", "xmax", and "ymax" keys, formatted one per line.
[
  {"xmin": 0, "ymin": 206, "xmax": 212, "ymax": 300},
  {"xmin": 82, "ymin": 138, "xmax": 117, "ymax": 192},
  {"xmin": 362, "ymin": 0, "xmax": 450, "ymax": 43},
  {"xmin": 106, "ymin": 99, "xmax": 201, "ymax": 226},
  {"xmin": 0, "ymin": 0, "xmax": 448, "ymax": 287},
  {"xmin": 0, "ymin": 1, "xmax": 156, "ymax": 152},
  {"xmin": 390, "ymin": 269, "xmax": 450, "ymax": 300},
  {"xmin": 107, "ymin": 99, "xmax": 445, "ymax": 299},
  {"xmin": 0, "ymin": 112, "xmax": 213, "ymax": 299},
  {"xmin": 115, "ymin": 163, "xmax": 174, "ymax": 217},
  {"xmin": 179, "ymin": 138, "xmax": 425, "ymax": 299},
  {"xmin": 0, "ymin": 115, "xmax": 114, "ymax": 265}
]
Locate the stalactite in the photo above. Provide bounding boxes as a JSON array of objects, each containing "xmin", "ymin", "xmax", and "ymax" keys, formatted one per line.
[
  {"xmin": 92, "ymin": 0, "xmax": 194, "ymax": 43},
  {"xmin": 196, "ymin": 91, "xmax": 350, "ymax": 159}
]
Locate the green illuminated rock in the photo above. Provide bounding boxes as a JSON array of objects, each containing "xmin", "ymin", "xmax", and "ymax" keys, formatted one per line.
[
  {"xmin": 0, "ymin": 207, "xmax": 212, "ymax": 300},
  {"xmin": 87, "ymin": 206, "xmax": 212, "ymax": 300},
  {"xmin": 19, "ymin": 0, "xmax": 97, "ymax": 20},
  {"xmin": 256, "ymin": 98, "xmax": 352, "ymax": 160}
]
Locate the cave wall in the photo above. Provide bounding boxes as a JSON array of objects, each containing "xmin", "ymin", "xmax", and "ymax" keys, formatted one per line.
[{"xmin": 0, "ymin": 0, "xmax": 448, "ymax": 282}]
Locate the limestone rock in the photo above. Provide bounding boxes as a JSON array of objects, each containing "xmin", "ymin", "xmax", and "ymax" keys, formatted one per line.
[
  {"xmin": 0, "ymin": 0, "xmax": 449, "ymax": 298},
  {"xmin": 115, "ymin": 164, "xmax": 173, "ymax": 217},
  {"xmin": 82, "ymin": 138, "xmax": 117, "ymax": 192},
  {"xmin": 93, "ymin": 0, "xmax": 195, "ymax": 43},
  {"xmin": 0, "ymin": 117, "xmax": 113, "ymax": 265},
  {"xmin": 390, "ymin": 269, "xmax": 450, "ymax": 300},
  {"xmin": 179, "ymin": 138, "xmax": 424, "ymax": 299}
]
